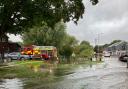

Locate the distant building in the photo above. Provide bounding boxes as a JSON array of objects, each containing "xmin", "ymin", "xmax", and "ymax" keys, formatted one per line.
[
  {"xmin": 0, "ymin": 34, "xmax": 21, "ymax": 53},
  {"xmin": 0, "ymin": 42, "xmax": 21, "ymax": 53},
  {"xmin": 105, "ymin": 41, "xmax": 128, "ymax": 56},
  {"xmin": 0, "ymin": 34, "xmax": 9, "ymax": 42}
]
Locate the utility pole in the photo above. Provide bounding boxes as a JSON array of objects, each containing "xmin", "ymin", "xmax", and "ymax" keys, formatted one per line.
[
  {"xmin": 97, "ymin": 33, "xmax": 103, "ymax": 61},
  {"xmin": 94, "ymin": 38, "xmax": 98, "ymax": 61}
]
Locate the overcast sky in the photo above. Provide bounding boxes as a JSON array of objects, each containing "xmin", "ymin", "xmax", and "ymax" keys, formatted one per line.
[
  {"xmin": 9, "ymin": 0, "xmax": 128, "ymax": 45},
  {"xmin": 67, "ymin": 0, "xmax": 128, "ymax": 45}
]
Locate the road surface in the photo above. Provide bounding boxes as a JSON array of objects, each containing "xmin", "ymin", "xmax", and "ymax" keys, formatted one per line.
[
  {"xmin": 38, "ymin": 57, "xmax": 128, "ymax": 89},
  {"xmin": 0, "ymin": 57, "xmax": 128, "ymax": 89}
]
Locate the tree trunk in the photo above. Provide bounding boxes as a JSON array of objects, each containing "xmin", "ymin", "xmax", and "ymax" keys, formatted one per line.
[
  {"xmin": 0, "ymin": 52, "xmax": 4, "ymax": 63},
  {"xmin": 0, "ymin": 34, "xmax": 9, "ymax": 63}
]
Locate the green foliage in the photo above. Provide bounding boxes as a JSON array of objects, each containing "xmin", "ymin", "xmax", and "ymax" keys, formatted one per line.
[
  {"xmin": 109, "ymin": 40, "xmax": 122, "ymax": 45},
  {"xmin": 60, "ymin": 45, "xmax": 73, "ymax": 59},
  {"xmin": 73, "ymin": 41, "xmax": 94, "ymax": 58},
  {"xmin": 94, "ymin": 45, "xmax": 103, "ymax": 53},
  {"xmin": 23, "ymin": 22, "xmax": 78, "ymax": 59},
  {"xmin": 0, "ymin": 0, "xmax": 94, "ymax": 34},
  {"xmin": 23, "ymin": 22, "xmax": 66, "ymax": 48},
  {"xmin": 60, "ymin": 40, "xmax": 94, "ymax": 59},
  {"xmin": 79, "ymin": 41, "xmax": 94, "ymax": 57},
  {"xmin": 0, "ymin": 0, "xmax": 98, "ymax": 36},
  {"xmin": 80, "ymin": 40, "xmax": 90, "ymax": 46},
  {"xmin": 59, "ymin": 35, "xmax": 78, "ymax": 58}
]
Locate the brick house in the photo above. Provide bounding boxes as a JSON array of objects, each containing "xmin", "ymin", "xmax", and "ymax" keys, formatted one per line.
[{"xmin": 0, "ymin": 34, "xmax": 21, "ymax": 59}]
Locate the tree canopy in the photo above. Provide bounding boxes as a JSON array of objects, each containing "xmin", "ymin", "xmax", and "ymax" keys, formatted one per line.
[
  {"xmin": 73, "ymin": 41, "xmax": 94, "ymax": 58},
  {"xmin": 23, "ymin": 22, "xmax": 66, "ymax": 47},
  {"xmin": 109, "ymin": 40, "xmax": 122, "ymax": 45},
  {"xmin": 0, "ymin": 0, "xmax": 98, "ymax": 35}
]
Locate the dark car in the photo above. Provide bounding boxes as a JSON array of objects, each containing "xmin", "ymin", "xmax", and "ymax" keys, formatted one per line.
[{"xmin": 119, "ymin": 52, "xmax": 128, "ymax": 62}]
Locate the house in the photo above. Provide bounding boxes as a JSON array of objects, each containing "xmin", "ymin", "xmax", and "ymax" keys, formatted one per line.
[
  {"xmin": 105, "ymin": 41, "xmax": 128, "ymax": 56},
  {"xmin": 0, "ymin": 34, "xmax": 9, "ymax": 42},
  {"xmin": 0, "ymin": 42, "xmax": 21, "ymax": 53},
  {"xmin": 0, "ymin": 34, "xmax": 21, "ymax": 53}
]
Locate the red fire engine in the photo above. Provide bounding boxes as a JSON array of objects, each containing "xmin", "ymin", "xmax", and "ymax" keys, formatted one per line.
[{"xmin": 21, "ymin": 45, "xmax": 57, "ymax": 60}]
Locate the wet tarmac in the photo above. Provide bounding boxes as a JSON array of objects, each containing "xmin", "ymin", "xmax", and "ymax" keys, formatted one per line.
[
  {"xmin": 36, "ymin": 57, "xmax": 128, "ymax": 89},
  {"xmin": 0, "ymin": 78, "xmax": 23, "ymax": 89},
  {"xmin": 0, "ymin": 57, "xmax": 128, "ymax": 89}
]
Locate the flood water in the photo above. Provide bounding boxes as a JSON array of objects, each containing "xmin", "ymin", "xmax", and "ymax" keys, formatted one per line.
[
  {"xmin": 0, "ymin": 78, "xmax": 23, "ymax": 89},
  {"xmin": 0, "ymin": 57, "xmax": 128, "ymax": 89}
]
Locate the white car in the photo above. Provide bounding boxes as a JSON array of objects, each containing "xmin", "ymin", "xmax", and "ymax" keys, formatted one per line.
[
  {"xmin": 103, "ymin": 52, "xmax": 111, "ymax": 57},
  {"xmin": 5, "ymin": 52, "xmax": 31, "ymax": 60}
]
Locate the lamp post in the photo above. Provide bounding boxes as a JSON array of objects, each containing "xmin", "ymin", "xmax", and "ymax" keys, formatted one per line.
[{"xmin": 97, "ymin": 33, "xmax": 103, "ymax": 61}]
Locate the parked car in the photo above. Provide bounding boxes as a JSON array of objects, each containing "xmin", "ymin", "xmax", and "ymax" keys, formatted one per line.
[
  {"xmin": 5, "ymin": 52, "xmax": 31, "ymax": 61},
  {"xmin": 103, "ymin": 51, "xmax": 111, "ymax": 57},
  {"xmin": 119, "ymin": 52, "xmax": 128, "ymax": 62}
]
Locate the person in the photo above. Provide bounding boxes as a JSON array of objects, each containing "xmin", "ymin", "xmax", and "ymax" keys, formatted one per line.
[{"xmin": 17, "ymin": 52, "xmax": 21, "ymax": 61}]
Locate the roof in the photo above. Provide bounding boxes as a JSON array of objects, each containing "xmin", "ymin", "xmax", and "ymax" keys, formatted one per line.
[
  {"xmin": 34, "ymin": 46, "xmax": 56, "ymax": 50},
  {"xmin": 108, "ymin": 41, "xmax": 128, "ymax": 47}
]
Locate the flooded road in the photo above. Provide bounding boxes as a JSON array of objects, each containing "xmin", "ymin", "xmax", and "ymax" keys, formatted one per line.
[
  {"xmin": 0, "ymin": 57, "xmax": 128, "ymax": 89},
  {"xmin": 0, "ymin": 78, "xmax": 23, "ymax": 89},
  {"xmin": 34, "ymin": 57, "xmax": 128, "ymax": 89}
]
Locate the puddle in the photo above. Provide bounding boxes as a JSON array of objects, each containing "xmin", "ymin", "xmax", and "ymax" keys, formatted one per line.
[
  {"xmin": 0, "ymin": 78, "xmax": 23, "ymax": 89},
  {"xmin": 0, "ymin": 61, "xmax": 113, "ymax": 89}
]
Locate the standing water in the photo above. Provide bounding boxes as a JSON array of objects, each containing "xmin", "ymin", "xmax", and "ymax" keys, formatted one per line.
[{"xmin": 0, "ymin": 78, "xmax": 23, "ymax": 89}]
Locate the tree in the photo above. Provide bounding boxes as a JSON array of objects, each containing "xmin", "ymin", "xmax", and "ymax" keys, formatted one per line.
[
  {"xmin": 0, "ymin": 0, "xmax": 98, "ymax": 62},
  {"xmin": 109, "ymin": 40, "xmax": 122, "ymax": 45},
  {"xmin": 80, "ymin": 41, "xmax": 90, "ymax": 46},
  {"xmin": 79, "ymin": 41, "xmax": 94, "ymax": 58},
  {"xmin": 73, "ymin": 41, "xmax": 94, "ymax": 58},
  {"xmin": 23, "ymin": 22, "xmax": 66, "ymax": 49},
  {"xmin": 0, "ymin": 0, "xmax": 98, "ymax": 38},
  {"xmin": 94, "ymin": 45, "xmax": 103, "ymax": 53},
  {"xmin": 23, "ymin": 21, "xmax": 78, "ymax": 61},
  {"xmin": 60, "ymin": 35, "xmax": 78, "ymax": 58},
  {"xmin": 60, "ymin": 45, "xmax": 73, "ymax": 59}
]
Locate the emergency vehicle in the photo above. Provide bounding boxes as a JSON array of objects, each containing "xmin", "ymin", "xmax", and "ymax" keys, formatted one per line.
[{"xmin": 21, "ymin": 45, "xmax": 57, "ymax": 60}]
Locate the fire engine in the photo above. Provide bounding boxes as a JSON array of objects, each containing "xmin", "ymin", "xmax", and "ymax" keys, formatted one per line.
[{"xmin": 21, "ymin": 45, "xmax": 57, "ymax": 60}]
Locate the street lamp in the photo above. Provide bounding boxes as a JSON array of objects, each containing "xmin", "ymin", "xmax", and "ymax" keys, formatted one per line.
[{"xmin": 97, "ymin": 33, "xmax": 103, "ymax": 61}]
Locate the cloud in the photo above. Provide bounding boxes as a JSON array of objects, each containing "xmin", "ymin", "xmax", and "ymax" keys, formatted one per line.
[
  {"xmin": 67, "ymin": 0, "xmax": 128, "ymax": 45},
  {"xmin": 8, "ymin": 34, "xmax": 22, "ymax": 42},
  {"xmin": 8, "ymin": 0, "xmax": 128, "ymax": 45}
]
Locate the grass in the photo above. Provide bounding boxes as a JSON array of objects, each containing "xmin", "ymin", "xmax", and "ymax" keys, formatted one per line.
[
  {"xmin": 0, "ymin": 59, "xmax": 102, "ymax": 79},
  {"xmin": 0, "ymin": 60, "xmax": 103, "ymax": 89},
  {"xmin": 0, "ymin": 60, "xmax": 51, "ymax": 79},
  {"xmin": 13, "ymin": 60, "xmax": 44, "ymax": 66},
  {"xmin": 0, "ymin": 65, "xmax": 47, "ymax": 79}
]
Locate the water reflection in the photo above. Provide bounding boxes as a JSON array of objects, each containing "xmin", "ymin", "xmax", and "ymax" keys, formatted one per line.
[
  {"xmin": 28, "ymin": 64, "xmax": 40, "ymax": 72},
  {"xmin": 0, "ymin": 78, "xmax": 23, "ymax": 89},
  {"xmin": 0, "ymin": 62, "xmax": 102, "ymax": 89},
  {"xmin": 29, "ymin": 64, "xmax": 54, "ymax": 75}
]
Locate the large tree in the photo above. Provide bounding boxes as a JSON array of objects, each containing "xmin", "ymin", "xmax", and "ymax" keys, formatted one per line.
[
  {"xmin": 60, "ymin": 35, "xmax": 78, "ymax": 58},
  {"xmin": 0, "ymin": 0, "xmax": 98, "ymax": 37},
  {"xmin": 76, "ymin": 41, "xmax": 94, "ymax": 58},
  {"xmin": 23, "ymin": 22, "xmax": 78, "ymax": 59},
  {"xmin": 23, "ymin": 21, "xmax": 67, "ymax": 50}
]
